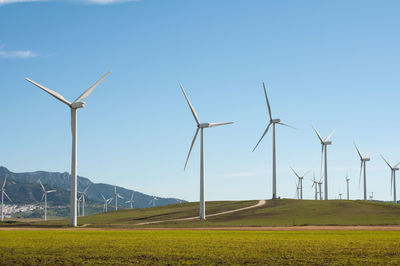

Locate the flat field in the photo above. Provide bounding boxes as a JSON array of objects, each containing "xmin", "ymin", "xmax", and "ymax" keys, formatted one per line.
[{"xmin": 1, "ymin": 230, "xmax": 400, "ymax": 265}]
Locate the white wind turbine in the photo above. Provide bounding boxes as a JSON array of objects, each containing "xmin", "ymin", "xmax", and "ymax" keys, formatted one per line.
[
  {"xmin": 290, "ymin": 168, "xmax": 309, "ymax": 200},
  {"xmin": 312, "ymin": 126, "xmax": 336, "ymax": 200},
  {"xmin": 253, "ymin": 83, "xmax": 293, "ymax": 199},
  {"xmin": 39, "ymin": 180, "xmax": 56, "ymax": 221},
  {"xmin": 1, "ymin": 175, "xmax": 12, "ymax": 222},
  {"xmin": 381, "ymin": 155, "xmax": 400, "ymax": 203},
  {"xmin": 311, "ymin": 171, "xmax": 318, "ymax": 200},
  {"xmin": 101, "ymin": 194, "xmax": 113, "ymax": 212},
  {"xmin": 338, "ymin": 193, "xmax": 342, "ymax": 200},
  {"xmin": 113, "ymin": 186, "xmax": 124, "ymax": 211},
  {"xmin": 345, "ymin": 175, "xmax": 350, "ymax": 200},
  {"xmin": 78, "ymin": 184, "xmax": 90, "ymax": 217},
  {"xmin": 125, "ymin": 192, "xmax": 135, "ymax": 209},
  {"xmin": 181, "ymin": 84, "xmax": 233, "ymax": 220},
  {"xmin": 354, "ymin": 142, "xmax": 372, "ymax": 201},
  {"xmin": 318, "ymin": 178, "xmax": 323, "ymax": 200},
  {"xmin": 294, "ymin": 181, "xmax": 300, "ymax": 200},
  {"xmin": 26, "ymin": 71, "xmax": 110, "ymax": 227},
  {"xmin": 149, "ymin": 194, "xmax": 158, "ymax": 208}
]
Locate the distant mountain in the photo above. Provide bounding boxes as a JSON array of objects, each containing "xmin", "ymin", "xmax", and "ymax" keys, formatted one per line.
[{"xmin": 0, "ymin": 167, "xmax": 185, "ymax": 208}]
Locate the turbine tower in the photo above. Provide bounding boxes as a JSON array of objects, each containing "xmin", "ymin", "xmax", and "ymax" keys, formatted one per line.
[
  {"xmin": 1, "ymin": 175, "xmax": 12, "ymax": 221},
  {"xmin": 339, "ymin": 193, "xmax": 342, "ymax": 200},
  {"xmin": 312, "ymin": 126, "xmax": 336, "ymax": 200},
  {"xmin": 354, "ymin": 142, "xmax": 372, "ymax": 201},
  {"xmin": 125, "ymin": 192, "xmax": 135, "ymax": 209},
  {"xmin": 345, "ymin": 175, "xmax": 350, "ymax": 200},
  {"xmin": 101, "ymin": 194, "xmax": 112, "ymax": 212},
  {"xmin": 26, "ymin": 71, "xmax": 110, "ymax": 226},
  {"xmin": 114, "ymin": 186, "xmax": 123, "ymax": 211},
  {"xmin": 253, "ymin": 83, "xmax": 293, "ymax": 199},
  {"xmin": 149, "ymin": 194, "xmax": 158, "ymax": 207},
  {"xmin": 39, "ymin": 180, "xmax": 56, "ymax": 221},
  {"xmin": 381, "ymin": 155, "xmax": 400, "ymax": 203},
  {"xmin": 290, "ymin": 168, "xmax": 309, "ymax": 200},
  {"xmin": 181, "ymin": 84, "xmax": 233, "ymax": 220},
  {"xmin": 78, "ymin": 184, "xmax": 90, "ymax": 217},
  {"xmin": 318, "ymin": 178, "xmax": 323, "ymax": 200}
]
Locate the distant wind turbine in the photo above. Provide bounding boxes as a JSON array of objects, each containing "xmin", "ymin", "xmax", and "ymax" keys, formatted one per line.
[
  {"xmin": 381, "ymin": 155, "xmax": 400, "ymax": 203},
  {"xmin": 318, "ymin": 178, "xmax": 323, "ymax": 200},
  {"xmin": 345, "ymin": 175, "xmax": 350, "ymax": 200},
  {"xmin": 181, "ymin": 84, "xmax": 233, "ymax": 220},
  {"xmin": 114, "ymin": 186, "xmax": 124, "ymax": 211},
  {"xmin": 312, "ymin": 126, "xmax": 336, "ymax": 200},
  {"xmin": 101, "ymin": 194, "xmax": 112, "ymax": 212},
  {"xmin": 78, "ymin": 184, "xmax": 90, "ymax": 217},
  {"xmin": 125, "ymin": 192, "xmax": 135, "ymax": 209},
  {"xmin": 1, "ymin": 175, "xmax": 12, "ymax": 221},
  {"xmin": 338, "ymin": 193, "xmax": 342, "ymax": 200},
  {"xmin": 253, "ymin": 83, "xmax": 294, "ymax": 199},
  {"xmin": 26, "ymin": 71, "xmax": 111, "ymax": 227},
  {"xmin": 149, "ymin": 194, "xmax": 158, "ymax": 207},
  {"xmin": 354, "ymin": 142, "xmax": 372, "ymax": 201},
  {"xmin": 290, "ymin": 168, "xmax": 309, "ymax": 200},
  {"xmin": 311, "ymin": 171, "xmax": 318, "ymax": 200},
  {"xmin": 39, "ymin": 180, "xmax": 56, "ymax": 221}
]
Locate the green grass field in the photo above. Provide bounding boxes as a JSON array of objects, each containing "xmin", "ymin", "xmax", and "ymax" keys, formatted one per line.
[
  {"xmin": 0, "ymin": 230, "xmax": 400, "ymax": 264},
  {"xmin": 2, "ymin": 199, "xmax": 400, "ymax": 228}
]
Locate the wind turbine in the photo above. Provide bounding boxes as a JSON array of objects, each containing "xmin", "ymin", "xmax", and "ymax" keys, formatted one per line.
[
  {"xmin": 312, "ymin": 126, "xmax": 336, "ymax": 200},
  {"xmin": 114, "ymin": 186, "xmax": 124, "ymax": 211},
  {"xmin": 345, "ymin": 175, "xmax": 350, "ymax": 200},
  {"xmin": 381, "ymin": 155, "xmax": 400, "ymax": 203},
  {"xmin": 290, "ymin": 168, "xmax": 309, "ymax": 200},
  {"xmin": 26, "ymin": 71, "xmax": 110, "ymax": 227},
  {"xmin": 39, "ymin": 180, "xmax": 56, "ymax": 221},
  {"xmin": 318, "ymin": 178, "xmax": 323, "ymax": 200},
  {"xmin": 253, "ymin": 83, "xmax": 293, "ymax": 199},
  {"xmin": 149, "ymin": 194, "xmax": 158, "ymax": 207},
  {"xmin": 78, "ymin": 184, "xmax": 90, "ymax": 217},
  {"xmin": 181, "ymin": 84, "xmax": 233, "ymax": 220},
  {"xmin": 338, "ymin": 193, "xmax": 342, "ymax": 200},
  {"xmin": 1, "ymin": 175, "xmax": 12, "ymax": 222},
  {"xmin": 125, "ymin": 192, "xmax": 135, "ymax": 209},
  {"xmin": 354, "ymin": 142, "xmax": 372, "ymax": 201},
  {"xmin": 311, "ymin": 171, "xmax": 318, "ymax": 200},
  {"xmin": 101, "ymin": 194, "xmax": 113, "ymax": 212},
  {"xmin": 294, "ymin": 181, "xmax": 300, "ymax": 199}
]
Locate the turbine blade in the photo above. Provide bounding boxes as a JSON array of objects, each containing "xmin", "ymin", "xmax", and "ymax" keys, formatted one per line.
[
  {"xmin": 365, "ymin": 152, "xmax": 373, "ymax": 159},
  {"xmin": 101, "ymin": 194, "xmax": 106, "ymax": 201},
  {"xmin": 3, "ymin": 191, "xmax": 12, "ymax": 203},
  {"xmin": 277, "ymin": 122, "xmax": 296, "ymax": 129},
  {"xmin": 26, "ymin": 78, "xmax": 72, "ymax": 106},
  {"xmin": 394, "ymin": 162, "xmax": 400, "ymax": 168},
  {"xmin": 83, "ymin": 184, "xmax": 91, "ymax": 194},
  {"xmin": 354, "ymin": 142, "xmax": 363, "ymax": 159},
  {"xmin": 207, "ymin": 122, "xmax": 234, "ymax": 128},
  {"xmin": 312, "ymin": 125, "xmax": 324, "ymax": 143},
  {"xmin": 391, "ymin": 171, "xmax": 393, "ymax": 196},
  {"xmin": 47, "ymin": 190, "xmax": 56, "ymax": 193},
  {"xmin": 41, "ymin": 193, "xmax": 45, "ymax": 202},
  {"xmin": 381, "ymin": 155, "xmax": 393, "ymax": 169},
  {"xmin": 180, "ymin": 84, "xmax": 200, "ymax": 125},
  {"xmin": 320, "ymin": 145, "xmax": 324, "ymax": 179},
  {"xmin": 262, "ymin": 82, "xmax": 273, "ymax": 121},
  {"xmin": 359, "ymin": 161, "xmax": 363, "ymax": 189},
  {"xmin": 38, "ymin": 180, "xmax": 45, "ymax": 192},
  {"xmin": 252, "ymin": 122, "xmax": 272, "ymax": 152},
  {"xmin": 290, "ymin": 167, "xmax": 300, "ymax": 178},
  {"xmin": 324, "ymin": 128, "xmax": 336, "ymax": 142},
  {"xmin": 74, "ymin": 71, "xmax": 111, "ymax": 103},
  {"xmin": 302, "ymin": 170, "xmax": 310, "ymax": 178},
  {"xmin": 184, "ymin": 128, "xmax": 200, "ymax": 170}
]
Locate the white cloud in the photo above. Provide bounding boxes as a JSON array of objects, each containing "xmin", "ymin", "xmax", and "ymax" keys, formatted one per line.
[
  {"xmin": 0, "ymin": 0, "xmax": 139, "ymax": 5},
  {"xmin": 0, "ymin": 46, "xmax": 37, "ymax": 58}
]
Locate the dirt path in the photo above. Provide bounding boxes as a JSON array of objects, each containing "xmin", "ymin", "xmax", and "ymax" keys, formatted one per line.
[{"xmin": 135, "ymin": 199, "xmax": 267, "ymax": 226}]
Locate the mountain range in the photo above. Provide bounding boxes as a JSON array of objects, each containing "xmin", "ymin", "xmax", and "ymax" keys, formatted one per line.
[{"xmin": 0, "ymin": 167, "xmax": 185, "ymax": 209}]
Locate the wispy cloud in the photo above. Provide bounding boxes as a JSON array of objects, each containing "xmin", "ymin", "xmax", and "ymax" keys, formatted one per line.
[
  {"xmin": 0, "ymin": 0, "xmax": 139, "ymax": 5},
  {"xmin": 0, "ymin": 46, "xmax": 37, "ymax": 59}
]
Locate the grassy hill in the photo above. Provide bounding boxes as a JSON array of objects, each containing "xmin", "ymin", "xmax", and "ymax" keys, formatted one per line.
[{"xmin": 4, "ymin": 199, "xmax": 400, "ymax": 228}]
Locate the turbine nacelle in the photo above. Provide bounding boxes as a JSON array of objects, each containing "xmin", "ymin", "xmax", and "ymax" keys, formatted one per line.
[
  {"xmin": 271, "ymin": 118, "xmax": 281, "ymax": 123},
  {"xmin": 324, "ymin": 141, "xmax": 332, "ymax": 145},
  {"xmin": 363, "ymin": 158, "xmax": 371, "ymax": 162},
  {"xmin": 71, "ymin": 101, "xmax": 86, "ymax": 109}
]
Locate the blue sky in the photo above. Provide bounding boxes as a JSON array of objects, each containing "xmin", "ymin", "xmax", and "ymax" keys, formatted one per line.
[{"xmin": 1, "ymin": 0, "xmax": 400, "ymax": 202}]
